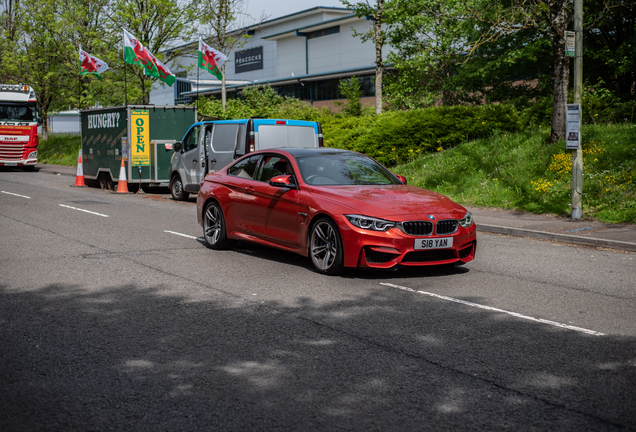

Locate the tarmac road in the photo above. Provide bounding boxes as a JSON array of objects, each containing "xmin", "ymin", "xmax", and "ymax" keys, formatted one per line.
[{"xmin": 1, "ymin": 167, "xmax": 635, "ymax": 431}]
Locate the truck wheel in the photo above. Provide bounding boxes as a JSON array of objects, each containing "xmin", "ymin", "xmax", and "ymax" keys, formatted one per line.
[{"xmin": 171, "ymin": 175, "xmax": 189, "ymax": 201}]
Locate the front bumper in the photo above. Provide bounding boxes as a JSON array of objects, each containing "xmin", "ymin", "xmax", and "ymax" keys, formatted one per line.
[{"xmin": 338, "ymin": 217, "xmax": 477, "ymax": 269}]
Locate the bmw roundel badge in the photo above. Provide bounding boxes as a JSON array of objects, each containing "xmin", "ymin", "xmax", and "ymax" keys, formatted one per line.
[{"xmin": 428, "ymin": 215, "xmax": 436, "ymax": 220}]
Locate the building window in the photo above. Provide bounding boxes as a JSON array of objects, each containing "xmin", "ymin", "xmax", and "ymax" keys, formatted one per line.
[
  {"xmin": 305, "ymin": 26, "xmax": 340, "ymax": 39},
  {"xmin": 275, "ymin": 75, "xmax": 375, "ymax": 102},
  {"xmin": 175, "ymin": 79, "xmax": 192, "ymax": 104}
]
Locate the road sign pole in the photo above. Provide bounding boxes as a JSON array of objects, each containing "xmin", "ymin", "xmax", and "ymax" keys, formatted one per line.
[{"xmin": 571, "ymin": 0, "xmax": 583, "ymax": 219}]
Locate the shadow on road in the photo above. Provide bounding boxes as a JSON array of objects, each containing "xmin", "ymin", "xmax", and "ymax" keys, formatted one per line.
[{"xmin": 1, "ymin": 281, "xmax": 635, "ymax": 431}]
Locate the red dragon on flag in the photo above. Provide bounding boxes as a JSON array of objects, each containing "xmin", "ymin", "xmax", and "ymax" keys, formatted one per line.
[{"xmin": 79, "ymin": 47, "xmax": 109, "ymax": 81}]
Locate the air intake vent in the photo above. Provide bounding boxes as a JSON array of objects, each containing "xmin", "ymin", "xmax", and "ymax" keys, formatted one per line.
[{"xmin": 403, "ymin": 250, "xmax": 456, "ymax": 263}]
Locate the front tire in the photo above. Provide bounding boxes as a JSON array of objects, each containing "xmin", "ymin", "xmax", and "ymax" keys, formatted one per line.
[
  {"xmin": 309, "ymin": 218, "xmax": 344, "ymax": 275},
  {"xmin": 171, "ymin": 175, "xmax": 189, "ymax": 201},
  {"xmin": 203, "ymin": 201, "xmax": 231, "ymax": 250}
]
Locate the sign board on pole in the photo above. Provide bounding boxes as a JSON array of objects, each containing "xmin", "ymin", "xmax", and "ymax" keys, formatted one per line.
[
  {"xmin": 566, "ymin": 104, "xmax": 581, "ymax": 149},
  {"xmin": 565, "ymin": 31, "xmax": 576, "ymax": 57},
  {"xmin": 130, "ymin": 109, "xmax": 150, "ymax": 166}
]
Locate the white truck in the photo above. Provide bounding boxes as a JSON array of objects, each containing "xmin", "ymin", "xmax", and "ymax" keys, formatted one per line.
[{"xmin": 0, "ymin": 84, "xmax": 41, "ymax": 171}]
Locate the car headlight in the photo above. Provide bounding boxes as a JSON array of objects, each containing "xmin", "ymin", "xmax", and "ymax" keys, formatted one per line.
[
  {"xmin": 459, "ymin": 211, "xmax": 473, "ymax": 228},
  {"xmin": 346, "ymin": 214, "xmax": 395, "ymax": 231},
  {"xmin": 28, "ymin": 151, "xmax": 37, "ymax": 159}
]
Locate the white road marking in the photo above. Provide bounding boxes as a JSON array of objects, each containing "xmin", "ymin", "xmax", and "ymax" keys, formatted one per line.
[
  {"xmin": 2, "ymin": 190, "xmax": 30, "ymax": 199},
  {"xmin": 164, "ymin": 230, "xmax": 198, "ymax": 240},
  {"xmin": 380, "ymin": 282, "xmax": 605, "ymax": 336},
  {"xmin": 59, "ymin": 204, "xmax": 109, "ymax": 218}
]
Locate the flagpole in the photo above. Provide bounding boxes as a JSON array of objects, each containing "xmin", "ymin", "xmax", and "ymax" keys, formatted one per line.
[
  {"xmin": 123, "ymin": 32, "xmax": 128, "ymax": 107},
  {"xmin": 197, "ymin": 37, "xmax": 200, "ymax": 117},
  {"xmin": 78, "ymin": 45, "xmax": 82, "ymax": 144}
]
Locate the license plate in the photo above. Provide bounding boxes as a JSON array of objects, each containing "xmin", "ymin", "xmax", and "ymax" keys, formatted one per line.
[
  {"xmin": 4, "ymin": 162, "xmax": 17, "ymax": 166},
  {"xmin": 414, "ymin": 237, "xmax": 453, "ymax": 250}
]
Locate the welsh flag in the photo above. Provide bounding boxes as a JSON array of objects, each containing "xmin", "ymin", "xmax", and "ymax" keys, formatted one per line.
[
  {"xmin": 198, "ymin": 38, "xmax": 228, "ymax": 80},
  {"xmin": 123, "ymin": 29, "xmax": 160, "ymax": 79},
  {"xmin": 146, "ymin": 50, "xmax": 176, "ymax": 87},
  {"xmin": 79, "ymin": 46, "xmax": 109, "ymax": 81}
]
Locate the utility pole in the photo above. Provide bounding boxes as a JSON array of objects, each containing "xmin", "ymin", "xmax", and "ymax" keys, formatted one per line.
[{"xmin": 571, "ymin": 0, "xmax": 583, "ymax": 219}]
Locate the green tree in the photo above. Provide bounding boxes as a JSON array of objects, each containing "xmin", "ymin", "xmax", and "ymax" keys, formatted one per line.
[
  {"xmin": 199, "ymin": 0, "xmax": 256, "ymax": 110},
  {"xmin": 342, "ymin": 0, "xmax": 385, "ymax": 114},
  {"xmin": 336, "ymin": 76, "xmax": 363, "ymax": 116},
  {"xmin": 112, "ymin": 0, "xmax": 198, "ymax": 104}
]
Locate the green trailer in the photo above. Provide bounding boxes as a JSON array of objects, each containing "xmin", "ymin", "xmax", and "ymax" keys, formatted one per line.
[{"xmin": 81, "ymin": 105, "xmax": 197, "ymax": 190}]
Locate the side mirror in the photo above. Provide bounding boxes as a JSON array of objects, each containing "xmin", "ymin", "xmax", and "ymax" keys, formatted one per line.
[
  {"xmin": 173, "ymin": 141, "xmax": 182, "ymax": 152},
  {"xmin": 269, "ymin": 174, "xmax": 295, "ymax": 188},
  {"xmin": 396, "ymin": 175, "xmax": 407, "ymax": 185}
]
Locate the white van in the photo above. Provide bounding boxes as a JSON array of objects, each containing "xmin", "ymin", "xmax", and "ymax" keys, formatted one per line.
[{"xmin": 170, "ymin": 118, "xmax": 323, "ymax": 200}]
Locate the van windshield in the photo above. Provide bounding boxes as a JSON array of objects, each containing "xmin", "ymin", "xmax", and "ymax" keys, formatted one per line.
[{"xmin": 258, "ymin": 125, "xmax": 315, "ymax": 149}]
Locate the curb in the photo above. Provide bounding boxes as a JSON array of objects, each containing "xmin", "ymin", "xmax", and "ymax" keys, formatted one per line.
[
  {"xmin": 37, "ymin": 167, "xmax": 75, "ymax": 177},
  {"xmin": 478, "ymin": 224, "xmax": 636, "ymax": 253}
]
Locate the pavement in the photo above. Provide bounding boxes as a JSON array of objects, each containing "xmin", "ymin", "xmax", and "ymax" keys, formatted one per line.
[{"xmin": 35, "ymin": 163, "xmax": 636, "ymax": 253}]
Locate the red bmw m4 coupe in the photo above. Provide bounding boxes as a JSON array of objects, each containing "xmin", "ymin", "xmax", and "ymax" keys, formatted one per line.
[{"xmin": 197, "ymin": 148, "xmax": 476, "ymax": 275}]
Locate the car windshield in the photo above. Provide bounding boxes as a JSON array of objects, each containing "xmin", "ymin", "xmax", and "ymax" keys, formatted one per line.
[
  {"xmin": 296, "ymin": 152, "xmax": 402, "ymax": 186},
  {"xmin": 0, "ymin": 102, "xmax": 37, "ymax": 122}
]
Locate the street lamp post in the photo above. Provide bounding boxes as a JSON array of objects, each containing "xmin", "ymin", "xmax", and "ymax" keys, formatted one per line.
[{"xmin": 571, "ymin": 0, "xmax": 583, "ymax": 219}]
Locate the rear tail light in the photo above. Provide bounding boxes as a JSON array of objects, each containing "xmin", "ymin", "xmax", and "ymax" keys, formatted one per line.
[
  {"xmin": 248, "ymin": 131, "xmax": 255, "ymax": 153},
  {"xmin": 318, "ymin": 134, "xmax": 323, "ymax": 147}
]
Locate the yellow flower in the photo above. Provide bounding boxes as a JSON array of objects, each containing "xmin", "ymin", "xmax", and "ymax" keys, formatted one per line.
[
  {"xmin": 606, "ymin": 189, "xmax": 610, "ymax": 191},
  {"xmin": 437, "ymin": 147, "xmax": 443, "ymax": 152},
  {"xmin": 594, "ymin": 114, "xmax": 598, "ymax": 116},
  {"xmin": 482, "ymin": 122, "xmax": 486, "ymax": 124},
  {"xmin": 409, "ymin": 149, "xmax": 413, "ymax": 153}
]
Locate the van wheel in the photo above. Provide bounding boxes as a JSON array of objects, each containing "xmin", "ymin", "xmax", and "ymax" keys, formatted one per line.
[{"xmin": 171, "ymin": 175, "xmax": 189, "ymax": 201}]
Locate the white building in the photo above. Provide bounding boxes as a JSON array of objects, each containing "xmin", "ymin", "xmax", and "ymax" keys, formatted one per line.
[{"xmin": 150, "ymin": 6, "xmax": 390, "ymax": 110}]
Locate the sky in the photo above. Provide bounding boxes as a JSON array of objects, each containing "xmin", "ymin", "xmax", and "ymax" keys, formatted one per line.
[{"xmin": 242, "ymin": 0, "xmax": 348, "ymax": 24}]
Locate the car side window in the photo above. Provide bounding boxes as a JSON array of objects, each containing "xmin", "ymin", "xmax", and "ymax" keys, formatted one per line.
[
  {"xmin": 228, "ymin": 155, "xmax": 260, "ymax": 179},
  {"xmin": 183, "ymin": 126, "xmax": 200, "ymax": 152},
  {"xmin": 255, "ymin": 155, "xmax": 294, "ymax": 183}
]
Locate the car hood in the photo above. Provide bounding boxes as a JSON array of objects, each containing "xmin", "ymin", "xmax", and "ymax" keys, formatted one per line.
[{"xmin": 308, "ymin": 185, "xmax": 467, "ymax": 219}]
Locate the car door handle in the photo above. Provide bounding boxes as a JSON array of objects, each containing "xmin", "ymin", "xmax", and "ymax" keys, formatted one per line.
[
  {"xmin": 210, "ymin": 159, "xmax": 217, "ymax": 164},
  {"xmin": 246, "ymin": 186, "xmax": 255, "ymax": 194},
  {"xmin": 192, "ymin": 159, "xmax": 197, "ymax": 164}
]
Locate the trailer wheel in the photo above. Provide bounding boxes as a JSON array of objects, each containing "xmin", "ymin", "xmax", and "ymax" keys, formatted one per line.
[
  {"xmin": 98, "ymin": 173, "xmax": 114, "ymax": 190},
  {"xmin": 170, "ymin": 175, "xmax": 189, "ymax": 201}
]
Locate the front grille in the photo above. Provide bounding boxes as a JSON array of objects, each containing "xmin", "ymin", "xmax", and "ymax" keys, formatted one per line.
[
  {"xmin": 436, "ymin": 220, "xmax": 458, "ymax": 235},
  {"xmin": 0, "ymin": 143, "xmax": 26, "ymax": 160},
  {"xmin": 365, "ymin": 249, "xmax": 397, "ymax": 264},
  {"xmin": 401, "ymin": 221, "xmax": 433, "ymax": 236},
  {"xmin": 402, "ymin": 249, "xmax": 456, "ymax": 263}
]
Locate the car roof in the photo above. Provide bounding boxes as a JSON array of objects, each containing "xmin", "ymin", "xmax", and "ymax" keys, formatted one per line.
[{"xmin": 269, "ymin": 147, "xmax": 358, "ymax": 157}]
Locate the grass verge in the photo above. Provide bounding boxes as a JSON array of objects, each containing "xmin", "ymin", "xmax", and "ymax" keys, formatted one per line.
[
  {"xmin": 37, "ymin": 134, "xmax": 81, "ymax": 166},
  {"xmin": 393, "ymin": 123, "xmax": 636, "ymax": 224}
]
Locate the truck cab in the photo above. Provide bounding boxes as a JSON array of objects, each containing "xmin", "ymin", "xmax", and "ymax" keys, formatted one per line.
[
  {"xmin": 0, "ymin": 84, "xmax": 40, "ymax": 171},
  {"xmin": 170, "ymin": 118, "xmax": 323, "ymax": 200}
]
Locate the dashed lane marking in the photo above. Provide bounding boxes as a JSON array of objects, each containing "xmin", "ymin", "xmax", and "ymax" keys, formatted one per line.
[
  {"xmin": 59, "ymin": 204, "xmax": 109, "ymax": 218},
  {"xmin": 164, "ymin": 230, "xmax": 198, "ymax": 240},
  {"xmin": 2, "ymin": 191, "xmax": 31, "ymax": 199},
  {"xmin": 380, "ymin": 282, "xmax": 605, "ymax": 336}
]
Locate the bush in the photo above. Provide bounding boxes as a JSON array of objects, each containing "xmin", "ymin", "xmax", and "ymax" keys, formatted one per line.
[{"xmin": 323, "ymin": 105, "xmax": 522, "ymax": 166}]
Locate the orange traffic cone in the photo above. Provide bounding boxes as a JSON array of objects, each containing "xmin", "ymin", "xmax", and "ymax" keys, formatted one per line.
[
  {"xmin": 71, "ymin": 149, "xmax": 86, "ymax": 187},
  {"xmin": 114, "ymin": 158, "xmax": 130, "ymax": 193}
]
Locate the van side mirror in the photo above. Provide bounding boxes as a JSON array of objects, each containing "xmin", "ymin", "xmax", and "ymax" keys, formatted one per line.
[{"xmin": 173, "ymin": 141, "xmax": 182, "ymax": 152}]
